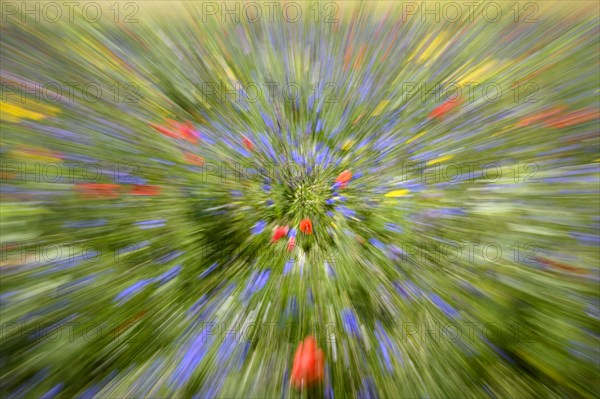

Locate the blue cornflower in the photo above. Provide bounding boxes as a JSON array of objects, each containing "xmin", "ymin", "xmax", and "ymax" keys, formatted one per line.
[
  {"xmin": 251, "ymin": 220, "xmax": 267, "ymax": 235},
  {"xmin": 341, "ymin": 308, "xmax": 361, "ymax": 337},
  {"xmin": 429, "ymin": 293, "xmax": 460, "ymax": 319}
]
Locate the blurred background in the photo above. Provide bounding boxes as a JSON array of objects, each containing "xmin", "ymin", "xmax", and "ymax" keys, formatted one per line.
[{"xmin": 1, "ymin": 1, "xmax": 599, "ymax": 398}]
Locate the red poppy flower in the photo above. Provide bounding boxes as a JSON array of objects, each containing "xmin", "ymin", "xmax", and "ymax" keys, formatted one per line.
[
  {"xmin": 516, "ymin": 106, "xmax": 566, "ymax": 127},
  {"xmin": 299, "ymin": 219, "xmax": 313, "ymax": 235},
  {"xmin": 291, "ymin": 336, "xmax": 324, "ymax": 389},
  {"xmin": 129, "ymin": 185, "xmax": 161, "ymax": 196},
  {"xmin": 169, "ymin": 119, "xmax": 199, "ymax": 143},
  {"xmin": 287, "ymin": 237, "xmax": 296, "ymax": 252},
  {"xmin": 335, "ymin": 170, "xmax": 352, "ymax": 188},
  {"xmin": 535, "ymin": 257, "xmax": 585, "ymax": 274},
  {"xmin": 180, "ymin": 121, "xmax": 200, "ymax": 143},
  {"xmin": 242, "ymin": 136, "xmax": 254, "ymax": 151},
  {"xmin": 152, "ymin": 120, "xmax": 199, "ymax": 143},
  {"xmin": 150, "ymin": 123, "xmax": 180, "ymax": 140},
  {"xmin": 428, "ymin": 98, "xmax": 463, "ymax": 119},
  {"xmin": 272, "ymin": 226, "xmax": 289, "ymax": 243},
  {"xmin": 75, "ymin": 183, "xmax": 120, "ymax": 199},
  {"xmin": 184, "ymin": 152, "xmax": 205, "ymax": 166},
  {"xmin": 544, "ymin": 108, "xmax": 599, "ymax": 129}
]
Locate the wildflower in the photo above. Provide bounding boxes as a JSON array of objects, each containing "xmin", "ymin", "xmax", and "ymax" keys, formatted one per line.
[
  {"xmin": 167, "ymin": 119, "xmax": 199, "ymax": 143},
  {"xmin": 384, "ymin": 189, "xmax": 410, "ymax": 198},
  {"xmin": 155, "ymin": 265, "xmax": 182, "ymax": 285},
  {"xmin": 428, "ymin": 98, "xmax": 463, "ymax": 119},
  {"xmin": 287, "ymin": 237, "xmax": 296, "ymax": 252},
  {"xmin": 291, "ymin": 336, "xmax": 324, "ymax": 389},
  {"xmin": 242, "ymin": 136, "xmax": 254, "ymax": 151},
  {"xmin": 150, "ymin": 123, "xmax": 180, "ymax": 140},
  {"xmin": 129, "ymin": 185, "xmax": 161, "ymax": 196},
  {"xmin": 341, "ymin": 308, "xmax": 361, "ymax": 337},
  {"xmin": 284, "ymin": 259, "xmax": 294, "ymax": 275},
  {"xmin": 429, "ymin": 293, "xmax": 460, "ymax": 319},
  {"xmin": 173, "ymin": 120, "xmax": 200, "ymax": 143},
  {"xmin": 272, "ymin": 226, "xmax": 289, "ymax": 243},
  {"xmin": 544, "ymin": 107, "xmax": 599, "ymax": 128},
  {"xmin": 369, "ymin": 238, "xmax": 385, "ymax": 251},
  {"xmin": 135, "ymin": 220, "xmax": 166, "ymax": 229},
  {"xmin": 251, "ymin": 220, "xmax": 267, "ymax": 235},
  {"xmin": 151, "ymin": 120, "xmax": 199, "ymax": 143},
  {"xmin": 335, "ymin": 206, "xmax": 356, "ymax": 219},
  {"xmin": 114, "ymin": 278, "xmax": 154, "ymax": 304},
  {"xmin": 299, "ymin": 218, "xmax": 313, "ymax": 235},
  {"xmin": 198, "ymin": 263, "xmax": 219, "ymax": 279},
  {"xmin": 535, "ymin": 257, "xmax": 585, "ymax": 274},
  {"xmin": 75, "ymin": 183, "xmax": 120, "ymax": 199},
  {"xmin": 335, "ymin": 170, "xmax": 352, "ymax": 188},
  {"xmin": 184, "ymin": 152, "xmax": 204, "ymax": 166},
  {"xmin": 516, "ymin": 106, "xmax": 566, "ymax": 127},
  {"xmin": 384, "ymin": 223, "xmax": 403, "ymax": 233}
]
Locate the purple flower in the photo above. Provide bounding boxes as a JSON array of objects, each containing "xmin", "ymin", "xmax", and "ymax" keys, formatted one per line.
[
  {"xmin": 325, "ymin": 261, "xmax": 335, "ymax": 277},
  {"xmin": 135, "ymin": 219, "xmax": 166, "ymax": 229},
  {"xmin": 376, "ymin": 330, "xmax": 393, "ymax": 372},
  {"xmin": 430, "ymin": 293, "xmax": 460, "ymax": 319},
  {"xmin": 336, "ymin": 206, "xmax": 356, "ymax": 218},
  {"xmin": 251, "ymin": 220, "xmax": 267, "ymax": 235},
  {"xmin": 369, "ymin": 238, "xmax": 385, "ymax": 251},
  {"xmin": 284, "ymin": 259, "xmax": 294, "ymax": 275},
  {"xmin": 188, "ymin": 295, "xmax": 207, "ymax": 316},
  {"xmin": 359, "ymin": 377, "xmax": 377, "ymax": 399},
  {"xmin": 198, "ymin": 263, "xmax": 219, "ymax": 279},
  {"xmin": 170, "ymin": 332, "xmax": 211, "ymax": 388},
  {"xmin": 114, "ymin": 279, "xmax": 153, "ymax": 304},
  {"xmin": 157, "ymin": 250, "xmax": 185, "ymax": 264},
  {"xmin": 341, "ymin": 308, "xmax": 360, "ymax": 337},
  {"xmin": 482, "ymin": 337, "xmax": 514, "ymax": 364},
  {"xmin": 40, "ymin": 383, "xmax": 64, "ymax": 399},
  {"xmin": 156, "ymin": 265, "xmax": 182, "ymax": 285},
  {"xmin": 384, "ymin": 223, "xmax": 403, "ymax": 233},
  {"xmin": 570, "ymin": 232, "xmax": 600, "ymax": 246}
]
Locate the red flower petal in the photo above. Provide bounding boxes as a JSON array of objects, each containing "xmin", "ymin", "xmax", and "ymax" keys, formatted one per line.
[
  {"xmin": 299, "ymin": 219, "xmax": 313, "ymax": 235},
  {"xmin": 291, "ymin": 336, "xmax": 324, "ymax": 388},
  {"xmin": 242, "ymin": 136, "xmax": 254, "ymax": 151},
  {"xmin": 130, "ymin": 185, "xmax": 161, "ymax": 196}
]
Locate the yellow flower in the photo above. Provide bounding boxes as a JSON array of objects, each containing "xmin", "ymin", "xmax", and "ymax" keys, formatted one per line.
[
  {"xmin": 0, "ymin": 101, "xmax": 60, "ymax": 122},
  {"xmin": 342, "ymin": 140, "xmax": 354, "ymax": 151},
  {"xmin": 384, "ymin": 189, "xmax": 410, "ymax": 197}
]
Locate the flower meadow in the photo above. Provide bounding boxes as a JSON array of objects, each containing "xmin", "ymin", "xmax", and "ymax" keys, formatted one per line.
[{"xmin": 1, "ymin": 1, "xmax": 599, "ymax": 398}]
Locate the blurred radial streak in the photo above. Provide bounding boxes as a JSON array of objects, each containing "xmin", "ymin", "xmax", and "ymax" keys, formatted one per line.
[{"xmin": 1, "ymin": 1, "xmax": 599, "ymax": 398}]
